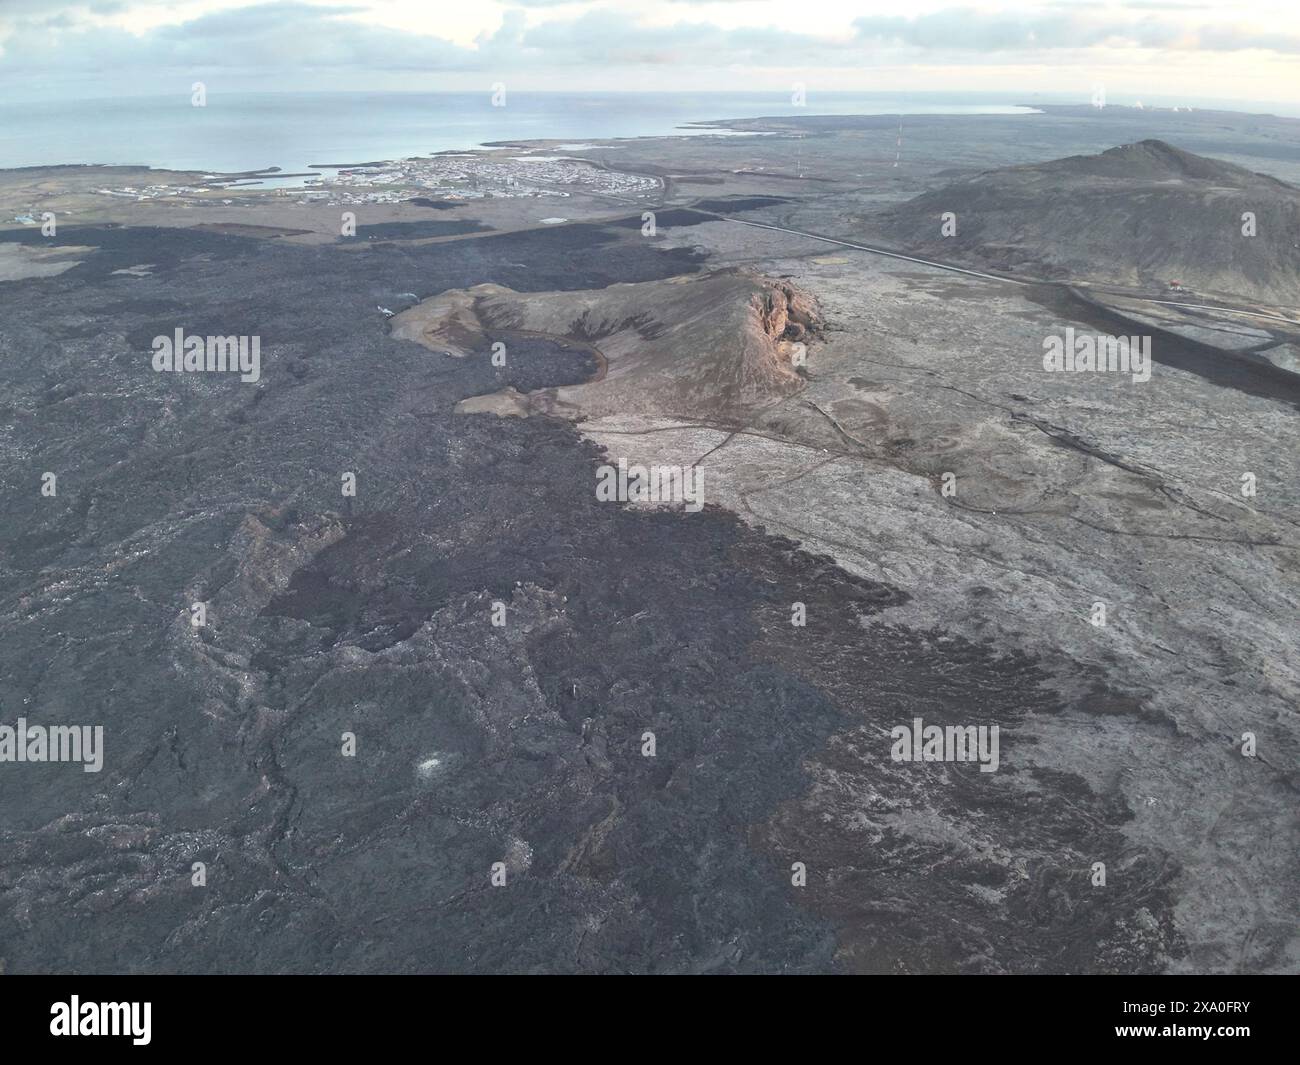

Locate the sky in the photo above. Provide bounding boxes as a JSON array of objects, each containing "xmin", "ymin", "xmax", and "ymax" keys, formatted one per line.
[{"xmin": 1, "ymin": 0, "xmax": 1298, "ymax": 107}]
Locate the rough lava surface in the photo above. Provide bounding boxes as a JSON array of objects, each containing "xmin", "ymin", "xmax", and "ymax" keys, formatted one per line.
[{"xmin": 0, "ymin": 115, "xmax": 1296, "ymax": 973}]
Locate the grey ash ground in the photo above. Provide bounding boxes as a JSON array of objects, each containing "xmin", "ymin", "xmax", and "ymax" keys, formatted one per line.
[{"xmin": 0, "ymin": 104, "xmax": 1296, "ymax": 973}]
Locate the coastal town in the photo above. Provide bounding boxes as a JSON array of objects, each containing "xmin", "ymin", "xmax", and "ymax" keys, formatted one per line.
[
  {"xmin": 74, "ymin": 150, "xmax": 662, "ymax": 210},
  {"xmin": 322, "ymin": 152, "xmax": 661, "ymax": 203}
]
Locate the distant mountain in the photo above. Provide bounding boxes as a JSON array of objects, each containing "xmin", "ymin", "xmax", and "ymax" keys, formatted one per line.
[{"xmin": 874, "ymin": 140, "xmax": 1300, "ymax": 305}]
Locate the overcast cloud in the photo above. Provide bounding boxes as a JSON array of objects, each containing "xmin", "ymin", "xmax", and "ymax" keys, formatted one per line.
[{"xmin": 2, "ymin": 1, "xmax": 1297, "ymax": 104}]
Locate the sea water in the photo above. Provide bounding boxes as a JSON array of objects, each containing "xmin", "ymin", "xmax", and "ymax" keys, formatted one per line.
[{"xmin": 0, "ymin": 90, "xmax": 1042, "ymax": 180}]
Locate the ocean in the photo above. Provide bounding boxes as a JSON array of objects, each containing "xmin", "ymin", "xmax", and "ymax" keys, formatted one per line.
[
  {"xmin": 0, "ymin": 91, "xmax": 1045, "ymax": 178},
  {"xmin": 5, "ymin": 90, "xmax": 1294, "ymax": 186}
]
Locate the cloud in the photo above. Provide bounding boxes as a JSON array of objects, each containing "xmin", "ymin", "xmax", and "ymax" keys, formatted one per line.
[
  {"xmin": 851, "ymin": 7, "xmax": 1300, "ymax": 54},
  {"xmin": 2, "ymin": 1, "xmax": 1299, "ymax": 102},
  {"xmin": 0, "ymin": 1, "xmax": 831, "ymax": 89},
  {"xmin": 0, "ymin": 0, "xmax": 153, "ymax": 27},
  {"xmin": 515, "ymin": 9, "xmax": 814, "ymax": 66},
  {"xmin": 0, "ymin": 2, "xmax": 480, "ymax": 83}
]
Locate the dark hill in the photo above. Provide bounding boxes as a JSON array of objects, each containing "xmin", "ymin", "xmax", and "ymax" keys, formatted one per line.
[{"xmin": 874, "ymin": 140, "xmax": 1300, "ymax": 305}]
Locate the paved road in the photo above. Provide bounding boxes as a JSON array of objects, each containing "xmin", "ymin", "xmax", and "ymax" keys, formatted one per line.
[
  {"xmin": 721, "ymin": 216, "xmax": 1300, "ymax": 328},
  {"xmin": 725, "ymin": 216, "xmax": 1026, "ymax": 286}
]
